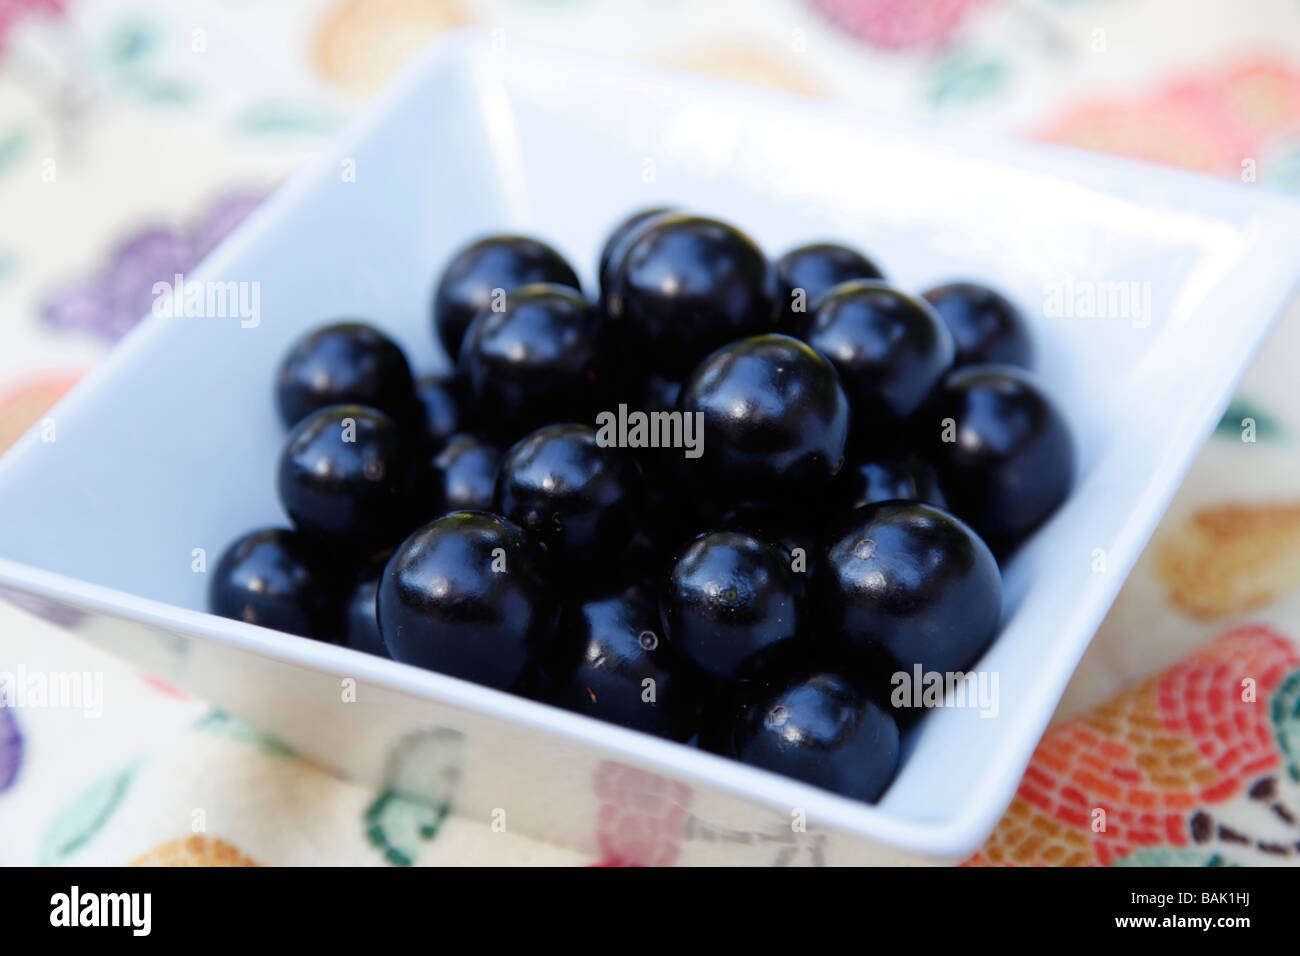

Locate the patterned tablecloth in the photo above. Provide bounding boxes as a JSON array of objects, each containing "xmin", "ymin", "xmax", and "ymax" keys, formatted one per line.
[{"xmin": 3, "ymin": 0, "xmax": 1300, "ymax": 866}]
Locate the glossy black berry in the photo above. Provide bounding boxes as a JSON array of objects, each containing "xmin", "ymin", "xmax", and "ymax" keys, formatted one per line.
[
  {"xmin": 458, "ymin": 283, "xmax": 605, "ymax": 438},
  {"xmin": 412, "ymin": 374, "xmax": 463, "ymax": 450},
  {"xmin": 277, "ymin": 404, "xmax": 413, "ymax": 549},
  {"xmin": 433, "ymin": 236, "xmax": 581, "ymax": 360},
  {"xmin": 275, "ymin": 322, "xmax": 414, "ymax": 429},
  {"xmin": 606, "ymin": 213, "xmax": 772, "ymax": 377},
  {"xmin": 664, "ymin": 531, "xmax": 802, "ymax": 683},
  {"xmin": 726, "ymin": 673, "xmax": 900, "ymax": 803},
  {"xmin": 923, "ymin": 282, "xmax": 1033, "ymax": 369},
  {"xmin": 805, "ymin": 281, "xmax": 954, "ymax": 441},
  {"xmin": 716, "ymin": 506, "xmax": 822, "ymax": 586},
  {"xmin": 678, "ymin": 334, "xmax": 849, "ymax": 509},
  {"xmin": 929, "ymin": 365, "xmax": 1074, "ymax": 552},
  {"xmin": 378, "ymin": 511, "xmax": 555, "ymax": 690},
  {"xmin": 495, "ymin": 423, "xmax": 644, "ymax": 568},
  {"xmin": 342, "ymin": 559, "xmax": 390, "ymax": 657},
  {"xmin": 426, "ymin": 433, "xmax": 503, "ymax": 516},
  {"xmin": 597, "ymin": 206, "xmax": 675, "ymax": 303},
  {"xmin": 822, "ymin": 502, "xmax": 1001, "ymax": 676},
  {"xmin": 774, "ymin": 242, "xmax": 883, "ymax": 331},
  {"xmin": 544, "ymin": 582, "xmax": 699, "ymax": 740},
  {"xmin": 209, "ymin": 528, "xmax": 334, "ymax": 638},
  {"xmin": 842, "ymin": 457, "xmax": 948, "ymax": 511}
]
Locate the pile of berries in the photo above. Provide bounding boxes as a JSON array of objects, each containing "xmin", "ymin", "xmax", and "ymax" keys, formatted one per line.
[{"xmin": 210, "ymin": 209, "xmax": 1074, "ymax": 804}]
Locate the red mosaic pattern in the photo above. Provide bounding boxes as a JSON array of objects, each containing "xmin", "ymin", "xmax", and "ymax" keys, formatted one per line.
[{"xmin": 968, "ymin": 625, "xmax": 1299, "ymax": 866}]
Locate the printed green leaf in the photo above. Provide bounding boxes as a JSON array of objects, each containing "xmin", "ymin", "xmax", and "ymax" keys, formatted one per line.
[
  {"xmin": 1271, "ymin": 668, "xmax": 1300, "ymax": 783},
  {"xmin": 1214, "ymin": 400, "xmax": 1283, "ymax": 441},
  {"xmin": 1263, "ymin": 142, "xmax": 1300, "ymax": 193},
  {"xmin": 193, "ymin": 709, "xmax": 295, "ymax": 757},
  {"xmin": 116, "ymin": 72, "xmax": 197, "ymax": 106},
  {"xmin": 1114, "ymin": 846, "xmax": 1238, "ymax": 867},
  {"xmin": 363, "ymin": 728, "xmax": 466, "ymax": 865},
  {"xmin": 38, "ymin": 761, "xmax": 138, "ymax": 865},
  {"xmin": 234, "ymin": 101, "xmax": 344, "ymax": 138},
  {"xmin": 364, "ymin": 792, "xmax": 450, "ymax": 867},
  {"xmin": 926, "ymin": 51, "xmax": 1007, "ymax": 107},
  {"xmin": 104, "ymin": 21, "xmax": 158, "ymax": 68},
  {"xmin": 0, "ymin": 128, "xmax": 31, "ymax": 178}
]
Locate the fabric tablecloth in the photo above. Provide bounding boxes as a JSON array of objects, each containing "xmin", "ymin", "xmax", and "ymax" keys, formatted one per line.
[{"xmin": 3, "ymin": 0, "xmax": 1300, "ymax": 866}]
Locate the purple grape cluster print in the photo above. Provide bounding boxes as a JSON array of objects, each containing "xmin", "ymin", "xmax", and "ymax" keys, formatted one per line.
[
  {"xmin": 0, "ymin": 682, "xmax": 21, "ymax": 793},
  {"xmin": 41, "ymin": 189, "xmax": 265, "ymax": 341}
]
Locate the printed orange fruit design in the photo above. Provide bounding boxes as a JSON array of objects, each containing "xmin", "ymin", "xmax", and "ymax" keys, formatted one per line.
[
  {"xmin": 0, "ymin": 372, "xmax": 82, "ymax": 454},
  {"xmin": 313, "ymin": 0, "xmax": 468, "ymax": 97},
  {"xmin": 967, "ymin": 626, "xmax": 1300, "ymax": 866},
  {"xmin": 1037, "ymin": 58, "xmax": 1300, "ymax": 178},
  {"xmin": 1216, "ymin": 60, "xmax": 1300, "ymax": 144},
  {"xmin": 666, "ymin": 46, "xmax": 822, "ymax": 97},
  {"xmin": 130, "ymin": 835, "xmax": 260, "ymax": 867},
  {"xmin": 1156, "ymin": 502, "xmax": 1300, "ymax": 619}
]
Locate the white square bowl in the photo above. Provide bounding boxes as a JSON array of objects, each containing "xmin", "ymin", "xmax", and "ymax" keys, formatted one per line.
[{"xmin": 3, "ymin": 30, "xmax": 1300, "ymax": 864}]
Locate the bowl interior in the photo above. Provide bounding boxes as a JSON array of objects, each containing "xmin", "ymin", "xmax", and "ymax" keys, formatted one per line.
[{"xmin": 1, "ymin": 36, "xmax": 1297, "ymax": 843}]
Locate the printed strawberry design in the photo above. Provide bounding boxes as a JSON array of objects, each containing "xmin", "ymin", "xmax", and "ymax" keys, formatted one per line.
[
  {"xmin": 806, "ymin": 0, "xmax": 988, "ymax": 52},
  {"xmin": 593, "ymin": 761, "xmax": 691, "ymax": 867},
  {"xmin": 0, "ymin": 0, "xmax": 64, "ymax": 59}
]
